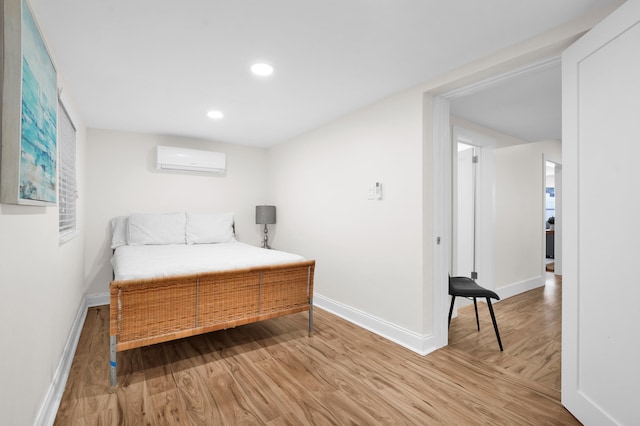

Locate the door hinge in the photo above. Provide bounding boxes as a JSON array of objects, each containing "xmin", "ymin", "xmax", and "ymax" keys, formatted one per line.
[{"xmin": 472, "ymin": 155, "xmax": 479, "ymax": 163}]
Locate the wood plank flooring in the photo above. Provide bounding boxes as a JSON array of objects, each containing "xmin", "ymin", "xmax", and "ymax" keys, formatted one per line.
[
  {"xmin": 55, "ymin": 273, "xmax": 578, "ymax": 425},
  {"xmin": 448, "ymin": 273, "xmax": 564, "ymax": 393}
]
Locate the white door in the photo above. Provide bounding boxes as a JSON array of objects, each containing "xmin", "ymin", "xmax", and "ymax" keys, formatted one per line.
[
  {"xmin": 453, "ymin": 144, "xmax": 475, "ymax": 278},
  {"xmin": 451, "ymin": 126, "xmax": 495, "ymax": 289},
  {"xmin": 562, "ymin": 1, "xmax": 640, "ymax": 424}
]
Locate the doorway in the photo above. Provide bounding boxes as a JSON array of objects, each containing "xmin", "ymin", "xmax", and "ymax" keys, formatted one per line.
[
  {"xmin": 544, "ymin": 160, "xmax": 562, "ymax": 276},
  {"xmin": 431, "ymin": 59, "xmax": 561, "ymax": 349}
]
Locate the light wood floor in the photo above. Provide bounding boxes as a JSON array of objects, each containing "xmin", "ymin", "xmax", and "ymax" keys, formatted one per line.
[{"xmin": 55, "ymin": 273, "xmax": 578, "ymax": 425}]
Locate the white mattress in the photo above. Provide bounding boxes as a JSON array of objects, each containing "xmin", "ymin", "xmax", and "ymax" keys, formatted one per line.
[{"xmin": 112, "ymin": 241, "xmax": 305, "ymax": 281}]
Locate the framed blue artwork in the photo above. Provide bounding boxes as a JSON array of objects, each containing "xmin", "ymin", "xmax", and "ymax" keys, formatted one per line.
[{"xmin": 1, "ymin": 0, "xmax": 57, "ymax": 206}]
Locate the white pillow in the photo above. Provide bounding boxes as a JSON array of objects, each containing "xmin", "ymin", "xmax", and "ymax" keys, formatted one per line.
[
  {"xmin": 186, "ymin": 212, "xmax": 235, "ymax": 244},
  {"xmin": 110, "ymin": 216, "xmax": 129, "ymax": 249},
  {"xmin": 127, "ymin": 212, "xmax": 187, "ymax": 245}
]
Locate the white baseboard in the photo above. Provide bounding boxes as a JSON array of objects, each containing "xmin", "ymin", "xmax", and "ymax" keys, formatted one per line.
[
  {"xmin": 34, "ymin": 296, "xmax": 88, "ymax": 426},
  {"xmin": 86, "ymin": 292, "xmax": 109, "ymax": 307},
  {"xmin": 313, "ymin": 294, "xmax": 437, "ymax": 356},
  {"xmin": 496, "ymin": 275, "xmax": 544, "ymax": 301}
]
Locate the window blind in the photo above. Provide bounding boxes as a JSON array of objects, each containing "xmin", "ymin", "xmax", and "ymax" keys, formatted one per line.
[{"xmin": 58, "ymin": 100, "xmax": 77, "ymax": 240}]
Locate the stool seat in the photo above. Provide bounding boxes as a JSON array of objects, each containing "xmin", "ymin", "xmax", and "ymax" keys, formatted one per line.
[{"xmin": 449, "ymin": 276, "xmax": 500, "ymax": 300}]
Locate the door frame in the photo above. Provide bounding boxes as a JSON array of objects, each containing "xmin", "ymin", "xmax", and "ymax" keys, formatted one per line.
[{"xmin": 431, "ymin": 57, "xmax": 560, "ymax": 349}]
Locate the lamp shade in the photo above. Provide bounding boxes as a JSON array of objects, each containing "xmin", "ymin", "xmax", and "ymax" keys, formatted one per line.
[{"xmin": 256, "ymin": 205, "xmax": 276, "ymax": 224}]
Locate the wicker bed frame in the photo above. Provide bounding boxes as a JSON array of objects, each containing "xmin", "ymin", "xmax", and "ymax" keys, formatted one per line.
[{"xmin": 109, "ymin": 260, "xmax": 315, "ymax": 387}]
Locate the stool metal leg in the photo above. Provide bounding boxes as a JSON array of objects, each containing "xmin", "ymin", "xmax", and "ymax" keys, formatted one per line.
[
  {"xmin": 448, "ymin": 296, "xmax": 456, "ymax": 328},
  {"xmin": 473, "ymin": 297, "xmax": 480, "ymax": 331},
  {"xmin": 486, "ymin": 297, "xmax": 504, "ymax": 351}
]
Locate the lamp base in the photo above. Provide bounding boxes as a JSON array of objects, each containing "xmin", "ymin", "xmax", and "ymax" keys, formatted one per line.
[{"xmin": 262, "ymin": 224, "xmax": 271, "ymax": 249}]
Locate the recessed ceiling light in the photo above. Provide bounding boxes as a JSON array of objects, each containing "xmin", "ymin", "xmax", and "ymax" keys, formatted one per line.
[
  {"xmin": 251, "ymin": 63, "xmax": 274, "ymax": 76},
  {"xmin": 207, "ymin": 110, "xmax": 224, "ymax": 119}
]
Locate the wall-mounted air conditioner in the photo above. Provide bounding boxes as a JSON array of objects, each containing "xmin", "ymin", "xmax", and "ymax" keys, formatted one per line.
[{"xmin": 156, "ymin": 146, "xmax": 226, "ymax": 174}]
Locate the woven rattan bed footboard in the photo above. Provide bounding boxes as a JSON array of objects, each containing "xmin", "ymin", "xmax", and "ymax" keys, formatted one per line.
[{"xmin": 109, "ymin": 260, "xmax": 315, "ymax": 386}]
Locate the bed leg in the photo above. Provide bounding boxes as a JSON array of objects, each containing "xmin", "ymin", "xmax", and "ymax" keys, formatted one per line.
[
  {"xmin": 308, "ymin": 298, "xmax": 314, "ymax": 337},
  {"xmin": 109, "ymin": 335, "xmax": 117, "ymax": 388}
]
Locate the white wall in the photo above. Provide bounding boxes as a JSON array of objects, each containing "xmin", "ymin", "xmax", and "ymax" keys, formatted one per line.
[
  {"xmin": 0, "ymin": 92, "xmax": 87, "ymax": 424},
  {"xmin": 269, "ymin": 88, "xmax": 428, "ymax": 349},
  {"xmin": 495, "ymin": 139, "xmax": 561, "ymax": 295},
  {"xmin": 84, "ymin": 129, "xmax": 270, "ymax": 295}
]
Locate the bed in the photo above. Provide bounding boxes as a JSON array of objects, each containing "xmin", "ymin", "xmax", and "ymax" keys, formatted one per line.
[{"xmin": 108, "ymin": 212, "xmax": 315, "ymax": 387}]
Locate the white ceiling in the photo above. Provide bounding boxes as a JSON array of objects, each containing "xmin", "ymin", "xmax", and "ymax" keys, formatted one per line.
[
  {"xmin": 449, "ymin": 60, "xmax": 562, "ymax": 142},
  {"xmin": 28, "ymin": 0, "xmax": 617, "ymax": 147}
]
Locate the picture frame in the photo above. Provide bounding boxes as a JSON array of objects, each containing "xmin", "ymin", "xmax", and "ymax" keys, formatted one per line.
[{"xmin": 1, "ymin": 0, "xmax": 57, "ymax": 206}]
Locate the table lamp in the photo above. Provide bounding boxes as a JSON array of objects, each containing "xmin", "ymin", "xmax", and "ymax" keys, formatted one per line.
[{"xmin": 256, "ymin": 205, "xmax": 276, "ymax": 249}]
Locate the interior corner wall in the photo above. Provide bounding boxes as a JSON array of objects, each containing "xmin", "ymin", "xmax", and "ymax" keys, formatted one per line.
[
  {"xmin": 495, "ymin": 139, "xmax": 561, "ymax": 292},
  {"xmin": 84, "ymin": 129, "xmax": 270, "ymax": 295},
  {"xmin": 267, "ymin": 88, "xmax": 428, "ymax": 346},
  {"xmin": 0, "ymin": 90, "xmax": 88, "ymax": 424}
]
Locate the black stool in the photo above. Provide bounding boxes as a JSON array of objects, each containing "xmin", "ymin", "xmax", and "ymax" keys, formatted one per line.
[{"xmin": 448, "ymin": 276, "xmax": 503, "ymax": 351}]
